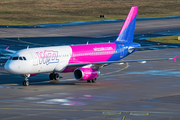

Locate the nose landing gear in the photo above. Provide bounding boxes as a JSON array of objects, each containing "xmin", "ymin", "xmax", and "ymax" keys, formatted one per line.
[{"xmin": 23, "ymin": 74, "xmax": 30, "ymax": 86}]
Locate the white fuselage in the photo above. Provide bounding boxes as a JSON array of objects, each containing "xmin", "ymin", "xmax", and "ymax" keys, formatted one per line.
[{"xmin": 5, "ymin": 46, "xmax": 72, "ymax": 74}]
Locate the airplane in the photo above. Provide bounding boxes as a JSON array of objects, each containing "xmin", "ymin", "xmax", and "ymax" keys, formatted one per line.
[{"xmin": 3, "ymin": 6, "xmax": 176, "ymax": 86}]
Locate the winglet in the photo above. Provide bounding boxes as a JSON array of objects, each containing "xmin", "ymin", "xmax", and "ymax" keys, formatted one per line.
[
  {"xmin": 6, "ymin": 46, "xmax": 9, "ymax": 50},
  {"xmin": 5, "ymin": 46, "xmax": 9, "ymax": 53},
  {"xmin": 173, "ymin": 55, "xmax": 177, "ymax": 62}
]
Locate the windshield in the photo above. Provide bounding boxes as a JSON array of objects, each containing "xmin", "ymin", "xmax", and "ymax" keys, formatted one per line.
[
  {"xmin": 10, "ymin": 56, "xmax": 27, "ymax": 61},
  {"xmin": 12, "ymin": 57, "xmax": 18, "ymax": 60}
]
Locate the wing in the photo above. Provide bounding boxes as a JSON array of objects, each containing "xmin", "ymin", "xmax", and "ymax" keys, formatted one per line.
[
  {"xmin": 67, "ymin": 56, "xmax": 175, "ymax": 70},
  {"xmin": 0, "ymin": 46, "xmax": 16, "ymax": 64}
]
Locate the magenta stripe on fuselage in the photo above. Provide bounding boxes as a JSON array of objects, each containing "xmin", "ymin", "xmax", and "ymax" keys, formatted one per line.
[
  {"xmin": 69, "ymin": 43, "xmax": 117, "ymax": 63},
  {"xmin": 118, "ymin": 6, "xmax": 138, "ymax": 36}
]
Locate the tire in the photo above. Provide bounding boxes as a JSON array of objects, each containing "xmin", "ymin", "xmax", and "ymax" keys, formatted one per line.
[
  {"xmin": 23, "ymin": 81, "xmax": 29, "ymax": 86},
  {"xmin": 23, "ymin": 81, "xmax": 26, "ymax": 86},
  {"xmin": 54, "ymin": 73, "xmax": 59, "ymax": 80},
  {"xmin": 87, "ymin": 80, "xmax": 91, "ymax": 83},
  {"xmin": 92, "ymin": 78, "xmax": 96, "ymax": 83},
  {"xmin": 49, "ymin": 73, "xmax": 54, "ymax": 80},
  {"xmin": 26, "ymin": 81, "xmax": 29, "ymax": 86}
]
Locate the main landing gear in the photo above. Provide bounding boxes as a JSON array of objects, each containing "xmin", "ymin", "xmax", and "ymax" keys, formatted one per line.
[
  {"xmin": 87, "ymin": 78, "xmax": 97, "ymax": 83},
  {"xmin": 49, "ymin": 72, "xmax": 59, "ymax": 80},
  {"xmin": 23, "ymin": 74, "xmax": 30, "ymax": 86}
]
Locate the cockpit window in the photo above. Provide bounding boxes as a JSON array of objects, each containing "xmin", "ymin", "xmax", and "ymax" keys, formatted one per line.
[
  {"xmin": 23, "ymin": 57, "xmax": 27, "ymax": 60},
  {"xmin": 12, "ymin": 57, "xmax": 18, "ymax": 60},
  {"xmin": 19, "ymin": 57, "xmax": 23, "ymax": 60},
  {"xmin": 11, "ymin": 56, "xmax": 27, "ymax": 61}
]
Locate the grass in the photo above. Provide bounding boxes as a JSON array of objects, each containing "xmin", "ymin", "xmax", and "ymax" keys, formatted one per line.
[
  {"xmin": 0, "ymin": 0, "xmax": 180, "ymax": 25},
  {"xmin": 146, "ymin": 35, "xmax": 180, "ymax": 44}
]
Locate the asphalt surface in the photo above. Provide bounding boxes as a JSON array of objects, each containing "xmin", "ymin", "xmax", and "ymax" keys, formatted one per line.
[
  {"xmin": 0, "ymin": 18, "xmax": 180, "ymax": 120},
  {"xmin": 0, "ymin": 18, "xmax": 180, "ymax": 51}
]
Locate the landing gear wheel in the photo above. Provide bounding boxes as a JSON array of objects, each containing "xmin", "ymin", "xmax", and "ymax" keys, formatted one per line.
[
  {"xmin": 53, "ymin": 73, "xmax": 59, "ymax": 80},
  {"xmin": 87, "ymin": 80, "xmax": 91, "ymax": 83},
  {"xmin": 49, "ymin": 73, "xmax": 54, "ymax": 80},
  {"xmin": 49, "ymin": 73, "xmax": 59, "ymax": 80},
  {"xmin": 23, "ymin": 75, "xmax": 30, "ymax": 86},
  {"xmin": 92, "ymin": 78, "xmax": 97, "ymax": 83},
  {"xmin": 23, "ymin": 81, "xmax": 29, "ymax": 86}
]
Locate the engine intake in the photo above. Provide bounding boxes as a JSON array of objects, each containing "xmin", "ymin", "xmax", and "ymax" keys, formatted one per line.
[{"xmin": 74, "ymin": 68, "xmax": 100, "ymax": 80}]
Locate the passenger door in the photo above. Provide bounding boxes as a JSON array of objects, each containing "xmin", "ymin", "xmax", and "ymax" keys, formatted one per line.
[{"xmin": 31, "ymin": 52, "xmax": 38, "ymax": 66}]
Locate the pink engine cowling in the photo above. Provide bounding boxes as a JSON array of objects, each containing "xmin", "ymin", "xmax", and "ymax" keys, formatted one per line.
[{"xmin": 74, "ymin": 68, "xmax": 100, "ymax": 80}]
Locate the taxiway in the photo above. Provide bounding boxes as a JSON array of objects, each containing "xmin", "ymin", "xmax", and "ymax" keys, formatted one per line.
[{"xmin": 0, "ymin": 18, "xmax": 180, "ymax": 120}]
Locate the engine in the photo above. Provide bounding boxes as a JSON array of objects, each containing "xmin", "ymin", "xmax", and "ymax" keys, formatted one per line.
[{"xmin": 74, "ymin": 68, "xmax": 100, "ymax": 81}]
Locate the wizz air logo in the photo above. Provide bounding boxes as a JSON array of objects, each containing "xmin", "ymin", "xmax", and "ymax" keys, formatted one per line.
[
  {"xmin": 93, "ymin": 47, "xmax": 113, "ymax": 51},
  {"xmin": 36, "ymin": 50, "xmax": 59, "ymax": 65}
]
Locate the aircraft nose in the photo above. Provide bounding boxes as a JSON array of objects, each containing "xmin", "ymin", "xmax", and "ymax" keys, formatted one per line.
[{"xmin": 4, "ymin": 61, "xmax": 16, "ymax": 74}]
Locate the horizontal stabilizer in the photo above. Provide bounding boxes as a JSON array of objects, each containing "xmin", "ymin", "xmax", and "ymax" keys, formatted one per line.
[{"xmin": 128, "ymin": 45, "xmax": 168, "ymax": 51}]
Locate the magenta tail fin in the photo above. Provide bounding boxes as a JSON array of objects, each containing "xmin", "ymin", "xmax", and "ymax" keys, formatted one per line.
[{"xmin": 115, "ymin": 6, "xmax": 138, "ymax": 43}]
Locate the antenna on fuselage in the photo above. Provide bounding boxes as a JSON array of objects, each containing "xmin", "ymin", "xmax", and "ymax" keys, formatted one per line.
[
  {"xmin": 87, "ymin": 41, "xmax": 89, "ymax": 45},
  {"xmin": 109, "ymin": 41, "xmax": 110, "ymax": 43},
  {"xmin": 27, "ymin": 46, "xmax": 29, "ymax": 49}
]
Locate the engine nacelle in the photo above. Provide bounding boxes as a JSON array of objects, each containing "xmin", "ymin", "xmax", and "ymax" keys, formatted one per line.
[{"xmin": 74, "ymin": 68, "xmax": 100, "ymax": 81}]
